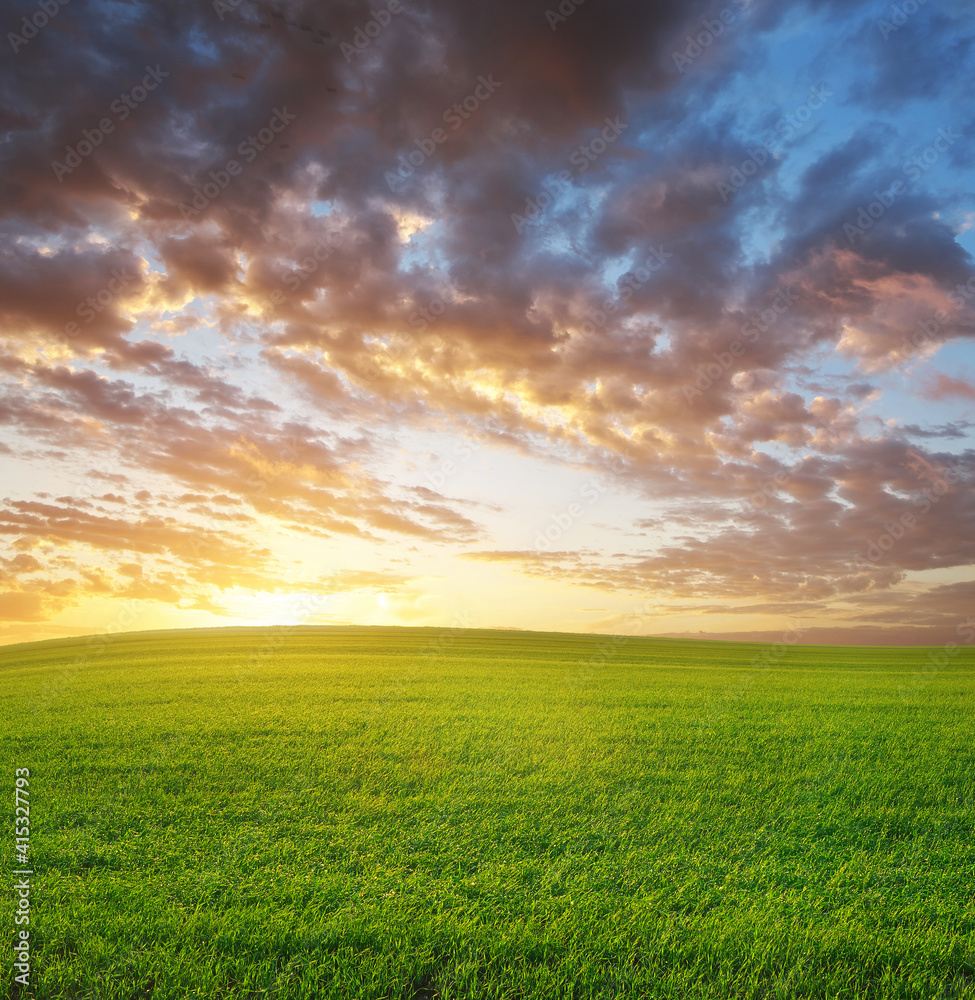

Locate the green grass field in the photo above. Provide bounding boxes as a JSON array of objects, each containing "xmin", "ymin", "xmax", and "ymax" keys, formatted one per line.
[{"xmin": 3, "ymin": 625, "xmax": 974, "ymax": 999}]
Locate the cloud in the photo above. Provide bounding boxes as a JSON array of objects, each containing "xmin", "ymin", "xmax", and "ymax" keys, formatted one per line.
[
  {"xmin": 920, "ymin": 374, "xmax": 975, "ymax": 401},
  {"xmin": 0, "ymin": 0, "xmax": 973, "ymax": 639},
  {"xmin": 898, "ymin": 420, "xmax": 973, "ymax": 438}
]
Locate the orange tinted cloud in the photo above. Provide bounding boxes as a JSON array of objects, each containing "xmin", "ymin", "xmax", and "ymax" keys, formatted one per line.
[{"xmin": 0, "ymin": 0, "xmax": 973, "ymax": 642}]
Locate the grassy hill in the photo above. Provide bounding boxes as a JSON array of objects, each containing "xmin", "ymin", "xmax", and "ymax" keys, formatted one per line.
[{"xmin": 3, "ymin": 626, "xmax": 974, "ymax": 998}]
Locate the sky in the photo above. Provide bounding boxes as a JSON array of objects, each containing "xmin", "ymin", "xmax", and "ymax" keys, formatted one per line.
[{"xmin": 1, "ymin": 0, "xmax": 974, "ymax": 646}]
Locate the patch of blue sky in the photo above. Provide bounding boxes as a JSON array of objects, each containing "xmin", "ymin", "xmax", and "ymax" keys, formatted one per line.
[
  {"xmin": 735, "ymin": 203, "xmax": 784, "ymax": 269},
  {"xmin": 737, "ymin": 437, "xmax": 802, "ymax": 466},
  {"xmin": 78, "ymin": 295, "xmax": 300, "ymax": 413},
  {"xmin": 401, "ymin": 230, "xmax": 446, "ymax": 275},
  {"xmin": 771, "ymin": 337, "xmax": 975, "ymax": 457},
  {"xmin": 597, "ymin": 252, "xmax": 639, "ymax": 290},
  {"xmin": 141, "ymin": 246, "xmax": 167, "ymax": 273},
  {"xmin": 90, "ymin": 0, "xmax": 147, "ymax": 30},
  {"xmin": 15, "ymin": 232, "xmax": 69, "ymax": 255},
  {"xmin": 874, "ymin": 351, "xmax": 975, "ymax": 450},
  {"xmin": 185, "ymin": 22, "xmax": 221, "ymax": 63}
]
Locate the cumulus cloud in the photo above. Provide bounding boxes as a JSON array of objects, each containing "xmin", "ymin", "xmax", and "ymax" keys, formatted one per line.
[{"xmin": 0, "ymin": 0, "xmax": 973, "ymax": 640}]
